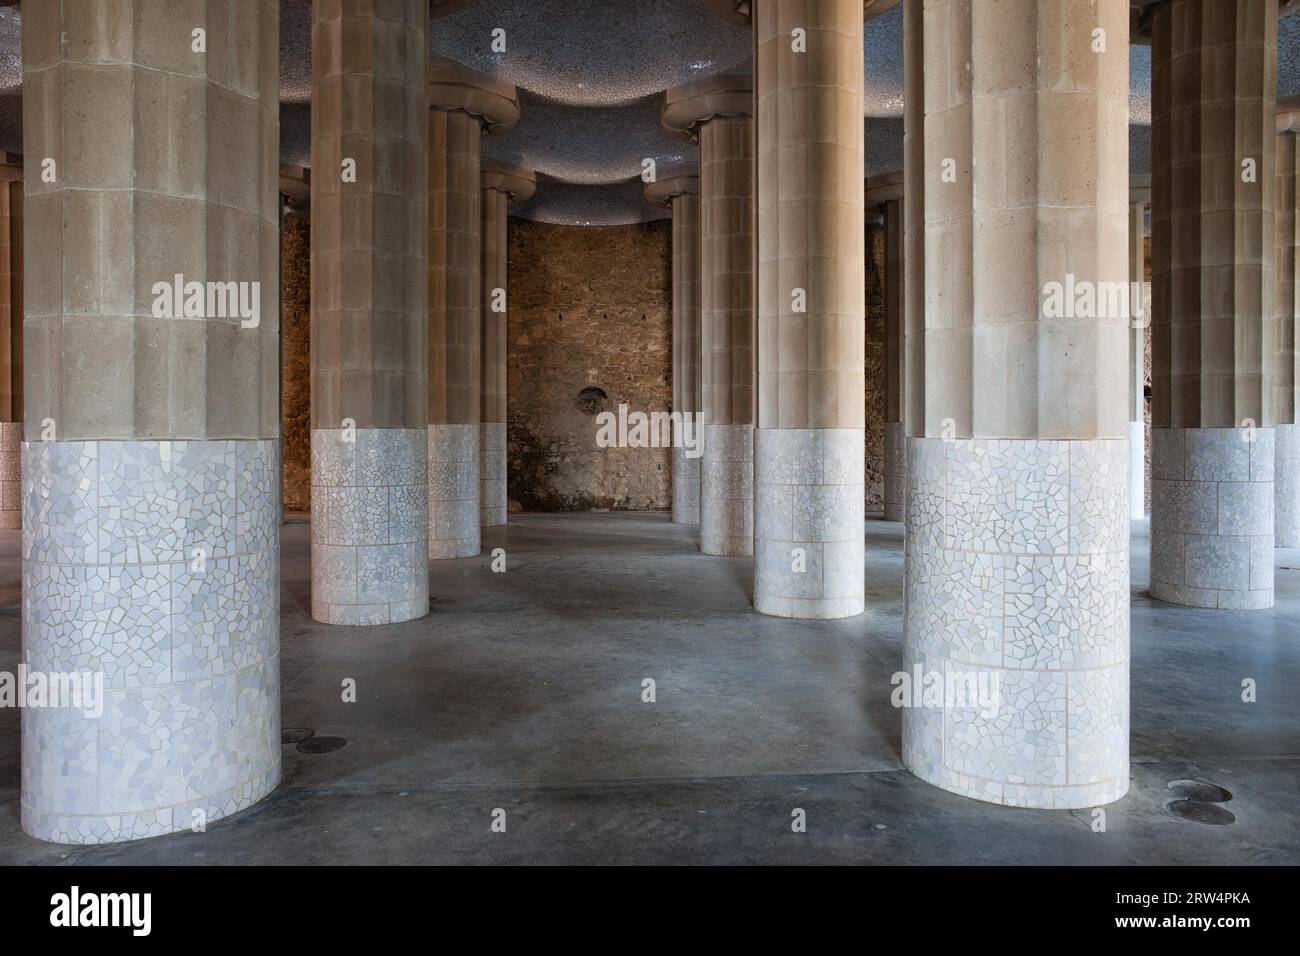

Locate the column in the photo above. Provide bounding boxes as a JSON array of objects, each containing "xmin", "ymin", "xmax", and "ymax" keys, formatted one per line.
[
  {"xmin": 0, "ymin": 154, "xmax": 19, "ymax": 529},
  {"xmin": 479, "ymin": 160, "xmax": 534, "ymax": 527},
  {"xmin": 663, "ymin": 76, "xmax": 754, "ymax": 556},
  {"xmin": 752, "ymin": 2, "xmax": 865, "ymax": 617},
  {"xmin": 645, "ymin": 170, "xmax": 703, "ymax": 524},
  {"xmin": 310, "ymin": 0, "xmax": 428, "ymax": 624},
  {"xmin": 427, "ymin": 66, "xmax": 518, "ymax": 558},
  {"xmin": 1150, "ymin": 0, "xmax": 1278, "ymax": 609},
  {"xmin": 1129, "ymin": 179, "xmax": 1150, "ymax": 520},
  {"xmin": 1276, "ymin": 104, "xmax": 1299, "ymax": 546},
  {"xmin": 902, "ymin": 0, "xmax": 1130, "ymax": 807},
  {"xmin": 868, "ymin": 171, "xmax": 905, "ymax": 522},
  {"xmin": 21, "ymin": 2, "xmax": 281, "ymax": 843}
]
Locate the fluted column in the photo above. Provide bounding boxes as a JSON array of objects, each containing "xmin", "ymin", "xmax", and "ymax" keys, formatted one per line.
[
  {"xmin": 1276, "ymin": 104, "xmax": 1300, "ymax": 546},
  {"xmin": 21, "ymin": 0, "xmax": 281, "ymax": 842},
  {"xmin": 663, "ymin": 76, "xmax": 754, "ymax": 555},
  {"xmin": 427, "ymin": 67, "xmax": 518, "ymax": 558},
  {"xmin": 0, "ymin": 154, "xmax": 19, "ymax": 529},
  {"xmin": 902, "ymin": 0, "xmax": 1131, "ymax": 808},
  {"xmin": 646, "ymin": 171, "xmax": 703, "ymax": 525},
  {"xmin": 868, "ymin": 172, "xmax": 905, "ymax": 522},
  {"xmin": 1150, "ymin": 0, "xmax": 1278, "ymax": 608},
  {"xmin": 479, "ymin": 160, "xmax": 534, "ymax": 527},
  {"xmin": 1130, "ymin": 179, "xmax": 1151, "ymax": 520},
  {"xmin": 310, "ymin": 0, "xmax": 429, "ymax": 624}
]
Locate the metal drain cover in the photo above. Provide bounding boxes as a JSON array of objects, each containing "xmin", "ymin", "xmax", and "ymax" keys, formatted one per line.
[
  {"xmin": 297, "ymin": 735, "xmax": 347, "ymax": 754},
  {"xmin": 1167, "ymin": 779, "xmax": 1232, "ymax": 803},
  {"xmin": 281, "ymin": 727, "xmax": 314, "ymax": 744},
  {"xmin": 1165, "ymin": 799, "xmax": 1236, "ymax": 825}
]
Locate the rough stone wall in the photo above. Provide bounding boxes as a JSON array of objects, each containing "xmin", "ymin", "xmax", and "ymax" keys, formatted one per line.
[
  {"xmin": 864, "ymin": 223, "xmax": 886, "ymax": 509},
  {"xmin": 507, "ymin": 217, "xmax": 673, "ymax": 511},
  {"xmin": 282, "ymin": 210, "xmax": 311, "ymax": 512}
]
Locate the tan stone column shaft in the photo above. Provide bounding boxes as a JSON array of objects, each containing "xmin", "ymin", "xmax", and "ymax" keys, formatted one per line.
[
  {"xmin": 902, "ymin": 0, "xmax": 1131, "ymax": 809},
  {"xmin": 646, "ymin": 171, "xmax": 703, "ymax": 525},
  {"xmin": 754, "ymin": 0, "xmax": 865, "ymax": 618},
  {"xmin": 663, "ymin": 76, "xmax": 754, "ymax": 555},
  {"xmin": 479, "ymin": 160, "xmax": 534, "ymax": 527},
  {"xmin": 427, "ymin": 67, "xmax": 518, "ymax": 558},
  {"xmin": 0, "ymin": 155, "xmax": 19, "ymax": 529},
  {"xmin": 310, "ymin": 0, "xmax": 429, "ymax": 625},
  {"xmin": 1276, "ymin": 118, "xmax": 1300, "ymax": 545},
  {"xmin": 1150, "ymin": 0, "xmax": 1278, "ymax": 608},
  {"xmin": 21, "ymin": 0, "xmax": 281, "ymax": 843}
]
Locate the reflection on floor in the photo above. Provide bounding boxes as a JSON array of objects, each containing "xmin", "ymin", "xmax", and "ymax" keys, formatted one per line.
[{"xmin": 0, "ymin": 513, "xmax": 1296, "ymax": 864}]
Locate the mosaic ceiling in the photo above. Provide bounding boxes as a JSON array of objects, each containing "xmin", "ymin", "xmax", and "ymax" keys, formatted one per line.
[{"xmin": 0, "ymin": 1, "xmax": 1296, "ymax": 224}]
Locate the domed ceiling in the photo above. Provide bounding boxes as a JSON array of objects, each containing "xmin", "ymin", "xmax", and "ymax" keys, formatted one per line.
[{"xmin": 0, "ymin": 1, "xmax": 1297, "ymax": 224}]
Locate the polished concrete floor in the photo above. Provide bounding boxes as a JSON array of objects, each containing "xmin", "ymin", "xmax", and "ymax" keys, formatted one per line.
[{"xmin": 0, "ymin": 512, "xmax": 1296, "ymax": 865}]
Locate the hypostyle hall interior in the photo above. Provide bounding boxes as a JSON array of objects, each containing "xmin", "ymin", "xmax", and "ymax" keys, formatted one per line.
[{"xmin": 0, "ymin": 0, "xmax": 1297, "ymax": 871}]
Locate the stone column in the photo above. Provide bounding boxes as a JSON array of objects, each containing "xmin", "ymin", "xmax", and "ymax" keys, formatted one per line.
[
  {"xmin": 868, "ymin": 171, "xmax": 905, "ymax": 522},
  {"xmin": 645, "ymin": 170, "xmax": 703, "ymax": 524},
  {"xmin": 479, "ymin": 161, "xmax": 534, "ymax": 527},
  {"xmin": 752, "ymin": 2, "xmax": 865, "ymax": 618},
  {"xmin": 902, "ymin": 0, "xmax": 1131, "ymax": 807},
  {"xmin": 427, "ymin": 66, "xmax": 518, "ymax": 558},
  {"xmin": 1276, "ymin": 104, "xmax": 1300, "ymax": 546},
  {"xmin": 663, "ymin": 76, "xmax": 754, "ymax": 556},
  {"xmin": 1150, "ymin": 0, "xmax": 1278, "ymax": 608},
  {"xmin": 0, "ymin": 154, "xmax": 19, "ymax": 529},
  {"xmin": 21, "ymin": 1, "xmax": 281, "ymax": 843},
  {"xmin": 310, "ymin": 0, "xmax": 428, "ymax": 625},
  {"xmin": 1129, "ymin": 179, "xmax": 1151, "ymax": 520}
]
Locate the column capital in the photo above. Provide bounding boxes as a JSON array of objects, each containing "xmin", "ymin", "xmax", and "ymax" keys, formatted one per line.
[
  {"xmin": 865, "ymin": 170, "xmax": 903, "ymax": 208},
  {"xmin": 280, "ymin": 163, "xmax": 309, "ymax": 212},
  {"xmin": 0, "ymin": 151, "xmax": 20, "ymax": 184},
  {"xmin": 1130, "ymin": 173, "xmax": 1151, "ymax": 206},
  {"xmin": 481, "ymin": 159, "xmax": 536, "ymax": 202},
  {"xmin": 1132, "ymin": 0, "xmax": 1299, "ymax": 43},
  {"xmin": 644, "ymin": 169, "xmax": 700, "ymax": 205},
  {"xmin": 661, "ymin": 75, "xmax": 752, "ymax": 142},
  {"xmin": 429, "ymin": 64, "xmax": 520, "ymax": 137},
  {"xmin": 1280, "ymin": 96, "xmax": 1300, "ymax": 134}
]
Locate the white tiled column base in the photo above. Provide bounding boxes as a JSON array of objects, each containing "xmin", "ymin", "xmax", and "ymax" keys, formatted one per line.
[
  {"xmin": 700, "ymin": 423, "xmax": 753, "ymax": 555},
  {"xmin": 671, "ymin": 444, "xmax": 701, "ymax": 524},
  {"xmin": 902, "ymin": 437, "xmax": 1130, "ymax": 809},
  {"xmin": 883, "ymin": 420, "xmax": 904, "ymax": 522},
  {"xmin": 754, "ymin": 427, "xmax": 864, "ymax": 619},
  {"xmin": 0, "ymin": 422, "xmax": 19, "ymax": 529},
  {"xmin": 480, "ymin": 421, "xmax": 507, "ymax": 527},
  {"xmin": 311, "ymin": 428, "xmax": 428, "ymax": 625},
  {"xmin": 1277, "ymin": 423, "xmax": 1300, "ymax": 548},
  {"xmin": 1151, "ymin": 427, "xmax": 1274, "ymax": 609},
  {"xmin": 428, "ymin": 423, "xmax": 480, "ymax": 559},
  {"xmin": 21, "ymin": 438, "xmax": 281, "ymax": 844},
  {"xmin": 1129, "ymin": 420, "xmax": 1145, "ymax": 520}
]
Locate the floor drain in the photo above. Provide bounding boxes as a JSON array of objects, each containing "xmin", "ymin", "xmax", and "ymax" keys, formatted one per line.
[
  {"xmin": 1167, "ymin": 779, "xmax": 1232, "ymax": 803},
  {"xmin": 281, "ymin": 727, "xmax": 314, "ymax": 745},
  {"xmin": 297, "ymin": 735, "xmax": 347, "ymax": 754},
  {"xmin": 1165, "ymin": 799, "xmax": 1236, "ymax": 825}
]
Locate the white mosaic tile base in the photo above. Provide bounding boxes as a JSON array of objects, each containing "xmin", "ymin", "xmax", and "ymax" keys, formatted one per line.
[
  {"xmin": 311, "ymin": 428, "xmax": 429, "ymax": 625},
  {"xmin": 700, "ymin": 423, "xmax": 753, "ymax": 555},
  {"xmin": 0, "ymin": 421, "xmax": 19, "ymax": 529},
  {"xmin": 1151, "ymin": 427, "xmax": 1273, "ymax": 609},
  {"xmin": 884, "ymin": 421, "xmax": 905, "ymax": 522},
  {"xmin": 428, "ymin": 423, "xmax": 480, "ymax": 559},
  {"xmin": 753, "ymin": 427, "xmax": 865, "ymax": 619},
  {"xmin": 1277, "ymin": 423, "xmax": 1300, "ymax": 549},
  {"xmin": 480, "ymin": 421, "xmax": 507, "ymax": 527},
  {"xmin": 671, "ymin": 444, "xmax": 701, "ymax": 525},
  {"xmin": 21, "ymin": 438, "xmax": 281, "ymax": 844},
  {"xmin": 1129, "ymin": 420, "xmax": 1145, "ymax": 520},
  {"xmin": 902, "ymin": 437, "xmax": 1130, "ymax": 809}
]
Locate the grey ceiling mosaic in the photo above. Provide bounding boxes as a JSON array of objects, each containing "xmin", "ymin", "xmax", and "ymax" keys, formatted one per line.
[{"xmin": 0, "ymin": 2, "xmax": 1293, "ymax": 221}]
